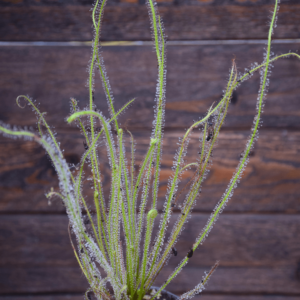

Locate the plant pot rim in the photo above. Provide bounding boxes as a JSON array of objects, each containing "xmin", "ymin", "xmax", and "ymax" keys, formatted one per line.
[{"xmin": 150, "ymin": 286, "xmax": 178, "ymax": 300}]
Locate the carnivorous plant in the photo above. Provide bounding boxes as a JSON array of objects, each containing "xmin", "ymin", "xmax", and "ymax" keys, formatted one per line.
[{"xmin": 0, "ymin": 0, "xmax": 299, "ymax": 299}]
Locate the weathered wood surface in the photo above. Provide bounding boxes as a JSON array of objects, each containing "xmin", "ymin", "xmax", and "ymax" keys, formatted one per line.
[
  {"xmin": 0, "ymin": 297, "xmax": 84, "ymax": 300},
  {"xmin": 0, "ymin": 297, "xmax": 83, "ymax": 300},
  {"xmin": 1, "ymin": 214, "xmax": 300, "ymax": 267},
  {"xmin": 0, "ymin": 267, "xmax": 88, "ymax": 294},
  {"xmin": 1, "ymin": 44, "xmax": 300, "ymax": 130},
  {"xmin": 196, "ymin": 297, "xmax": 300, "ymax": 300},
  {"xmin": 1, "ymin": 130, "xmax": 299, "ymax": 213},
  {"xmin": 197, "ymin": 297, "xmax": 300, "ymax": 300},
  {"xmin": 160, "ymin": 266, "xmax": 300, "ymax": 294},
  {"xmin": 0, "ymin": 214, "xmax": 300, "ymax": 294},
  {"xmin": 1, "ymin": 3, "xmax": 300, "ymax": 41},
  {"xmin": 1, "ymin": 265, "xmax": 299, "ymax": 294}
]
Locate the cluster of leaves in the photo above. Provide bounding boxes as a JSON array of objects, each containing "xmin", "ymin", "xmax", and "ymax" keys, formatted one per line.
[{"xmin": 0, "ymin": 0, "xmax": 299, "ymax": 299}]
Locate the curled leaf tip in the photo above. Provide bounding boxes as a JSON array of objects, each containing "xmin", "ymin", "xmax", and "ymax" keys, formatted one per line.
[
  {"xmin": 16, "ymin": 95, "xmax": 28, "ymax": 109},
  {"xmin": 67, "ymin": 114, "xmax": 76, "ymax": 124},
  {"xmin": 147, "ymin": 209, "xmax": 158, "ymax": 220}
]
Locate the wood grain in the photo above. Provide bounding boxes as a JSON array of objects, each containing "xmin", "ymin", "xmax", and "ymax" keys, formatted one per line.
[
  {"xmin": 0, "ymin": 214, "xmax": 300, "ymax": 294},
  {"xmin": 161, "ymin": 266, "xmax": 300, "ymax": 294},
  {"xmin": 196, "ymin": 297, "xmax": 300, "ymax": 300},
  {"xmin": 1, "ymin": 4, "xmax": 300, "ymax": 41},
  {"xmin": 0, "ymin": 267, "xmax": 88, "ymax": 294},
  {"xmin": 1, "ymin": 130, "xmax": 299, "ymax": 213},
  {"xmin": 0, "ymin": 266, "xmax": 299, "ymax": 294},
  {"xmin": 1, "ymin": 265, "xmax": 299, "ymax": 294},
  {"xmin": 0, "ymin": 44, "xmax": 299, "ymax": 131},
  {"xmin": 0, "ymin": 297, "xmax": 83, "ymax": 300},
  {"xmin": 1, "ymin": 214, "xmax": 300, "ymax": 267}
]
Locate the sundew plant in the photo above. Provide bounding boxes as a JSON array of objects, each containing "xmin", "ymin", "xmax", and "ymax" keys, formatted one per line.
[{"xmin": 0, "ymin": 0, "xmax": 299, "ymax": 299}]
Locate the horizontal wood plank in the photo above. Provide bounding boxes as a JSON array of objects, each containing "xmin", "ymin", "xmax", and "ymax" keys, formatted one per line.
[
  {"xmin": 1, "ymin": 4, "xmax": 300, "ymax": 41},
  {"xmin": 1, "ymin": 208, "xmax": 300, "ymax": 295},
  {"xmin": 195, "ymin": 297, "xmax": 300, "ymax": 300},
  {"xmin": 0, "ymin": 44, "xmax": 300, "ymax": 130},
  {"xmin": 0, "ymin": 266, "xmax": 299, "ymax": 294},
  {"xmin": 1, "ymin": 130, "xmax": 299, "ymax": 213},
  {"xmin": 0, "ymin": 298, "xmax": 82, "ymax": 300},
  {"xmin": 0, "ymin": 266, "xmax": 88, "ymax": 294},
  {"xmin": 162, "ymin": 266, "xmax": 300, "ymax": 294},
  {"xmin": 0, "ymin": 297, "xmax": 83, "ymax": 300},
  {"xmin": 1, "ymin": 214, "xmax": 300, "ymax": 267}
]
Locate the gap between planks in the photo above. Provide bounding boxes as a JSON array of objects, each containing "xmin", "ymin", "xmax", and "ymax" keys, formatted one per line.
[{"xmin": 1, "ymin": 39, "xmax": 300, "ymax": 47}]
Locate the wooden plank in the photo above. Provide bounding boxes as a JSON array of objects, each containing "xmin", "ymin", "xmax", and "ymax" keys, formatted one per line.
[
  {"xmin": 0, "ymin": 297, "xmax": 83, "ymax": 300},
  {"xmin": 0, "ymin": 44, "xmax": 300, "ymax": 130},
  {"xmin": 1, "ymin": 214, "xmax": 300, "ymax": 268},
  {"xmin": 1, "ymin": 4, "xmax": 300, "ymax": 41},
  {"xmin": 0, "ymin": 215, "xmax": 74, "ymax": 267},
  {"xmin": 0, "ymin": 266, "xmax": 88, "ymax": 294},
  {"xmin": 196, "ymin": 297, "xmax": 300, "ymax": 300},
  {"xmin": 0, "ymin": 266, "xmax": 299, "ymax": 294},
  {"xmin": 161, "ymin": 266, "xmax": 300, "ymax": 294},
  {"xmin": 0, "ymin": 130, "xmax": 299, "ymax": 213}
]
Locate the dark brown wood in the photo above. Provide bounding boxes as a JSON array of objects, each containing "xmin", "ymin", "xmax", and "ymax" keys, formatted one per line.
[
  {"xmin": 0, "ymin": 297, "xmax": 83, "ymax": 300},
  {"xmin": 197, "ymin": 297, "xmax": 300, "ymax": 300},
  {"xmin": 0, "ymin": 267, "xmax": 88, "ymax": 294},
  {"xmin": 1, "ymin": 44, "xmax": 300, "ymax": 131},
  {"xmin": 1, "ymin": 214, "xmax": 300, "ymax": 267},
  {"xmin": 0, "ymin": 214, "xmax": 300, "ymax": 294},
  {"xmin": 200, "ymin": 298, "xmax": 300, "ymax": 300},
  {"xmin": 1, "ymin": 130, "xmax": 299, "ymax": 213},
  {"xmin": 1, "ymin": 4, "xmax": 300, "ymax": 41},
  {"xmin": 162, "ymin": 266, "xmax": 300, "ymax": 294},
  {"xmin": 0, "ymin": 215, "xmax": 74, "ymax": 267},
  {"xmin": 0, "ymin": 264, "xmax": 299, "ymax": 294}
]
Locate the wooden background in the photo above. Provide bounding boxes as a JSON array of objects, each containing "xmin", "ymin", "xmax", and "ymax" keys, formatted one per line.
[{"xmin": 0, "ymin": 0, "xmax": 300, "ymax": 299}]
